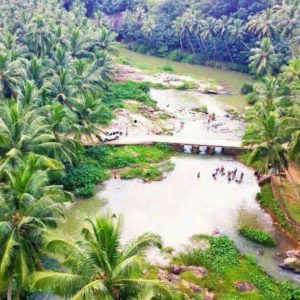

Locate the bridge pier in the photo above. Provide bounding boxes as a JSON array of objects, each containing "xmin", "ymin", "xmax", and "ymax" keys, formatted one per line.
[
  {"xmin": 207, "ymin": 147, "xmax": 215, "ymax": 155},
  {"xmin": 171, "ymin": 144, "xmax": 185, "ymax": 152},
  {"xmin": 222, "ymin": 148, "xmax": 241, "ymax": 156},
  {"xmin": 192, "ymin": 145, "xmax": 200, "ymax": 154}
]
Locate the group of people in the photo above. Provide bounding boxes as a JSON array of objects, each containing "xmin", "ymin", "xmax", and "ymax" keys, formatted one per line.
[
  {"xmin": 207, "ymin": 113, "xmax": 216, "ymax": 123},
  {"xmin": 212, "ymin": 166, "xmax": 244, "ymax": 184}
]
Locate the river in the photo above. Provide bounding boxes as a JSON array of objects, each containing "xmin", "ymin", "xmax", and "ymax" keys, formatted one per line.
[{"xmin": 60, "ymin": 49, "xmax": 300, "ymax": 284}]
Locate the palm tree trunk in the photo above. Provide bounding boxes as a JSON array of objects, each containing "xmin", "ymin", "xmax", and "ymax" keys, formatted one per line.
[
  {"xmin": 240, "ymin": 39, "xmax": 251, "ymax": 51},
  {"xmin": 195, "ymin": 35, "xmax": 202, "ymax": 55},
  {"xmin": 186, "ymin": 31, "xmax": 195, "ymax": 54},
  {"xmin": 286, "ymin": 168, "xmax": 300, "ymax": 201},
  {"xmin": 7, "ymin": 276, "xmax": 12, "ymax": 300},
  {"xmin": 225, "ymin": 41, "xmax": 234, "ymax": 63},
  {"xmin": 179, "ymin": 31, "xmax": 184, "ymax": 52},
  {"xmin": 201, "ymin": 38, "xmax": 209, "ymax": 59}
]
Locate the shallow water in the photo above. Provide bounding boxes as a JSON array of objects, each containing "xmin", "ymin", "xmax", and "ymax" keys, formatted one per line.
[
  {"xmin": 150, "ymin": 89, "xmax": 244, "ymax": 140},
  {"xmin": 61, "ymin": 154, "xmax": 300, "ymax": 283},
  {"xmin": 119, "ymin": 47, "xmax": 254, "ymax": 109},
  {"xmin": 60, "ymin": 49, "xmax": 300, "ymax": 284}
]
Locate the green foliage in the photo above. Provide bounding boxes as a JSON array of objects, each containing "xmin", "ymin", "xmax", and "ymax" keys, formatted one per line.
[
  {"xmin": 85, "ymin": 145, "xmax": 110, "ymax": 161},
  {"xmin": 61, "ymin": 163, "xmax": 109, "ymax": 198},
  {"xmin": 198, "ymin": 105, "xmax": 208, "ymax": 114},
  {"xmin": 167, "ymin": 50, "xmax": 184, "ymax": 62},
  {"xmin": 76, "ymin": 183, "xmax": 96, "ymax": 198},
  {"xmin": 256, "ymin": 184, "xmax": 293, "ymax": 232},
  {"xmin": 175, "ymin": 81, "xmax": 199, "ymax": 90},
  {"xmin": 102, "ymin": 81, "xmax": 156, "ymax": 108},
  {"xmin": 241, "ymin": 83, "xmax": 254, "ymax": 95},
  {"xmin": 175, "ymin": 236, "xmax": 239, "ymax": 274},
  {"xmin": 239, "ymin": 226, "xmax": 277, "ymax": 247},
  {"xmin": 280, "ymin": 281, "xmax": 300, "ymax": 300},
  {"xmin": 160, "ymin": 64, "xmax": 174, "ymax": 72}
]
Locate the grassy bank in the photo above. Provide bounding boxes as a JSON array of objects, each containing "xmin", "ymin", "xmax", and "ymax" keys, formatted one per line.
[
  {"xmin": 145, "ymin": 235, "xmax": 300, "ymax": 299},
  {"xmin": 56, "ymin": 144, "xmax": 176, "ymax": 198}
]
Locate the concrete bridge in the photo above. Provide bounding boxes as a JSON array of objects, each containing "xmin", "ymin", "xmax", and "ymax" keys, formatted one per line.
[{"xmin": 86, "ymin": 135, "xmax": 245, "ymax": 156}]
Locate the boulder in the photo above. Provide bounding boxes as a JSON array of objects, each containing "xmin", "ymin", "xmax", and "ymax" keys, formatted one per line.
[
  {"xmin": 235, "ymin": 281, "xmax": 256, "ymax": 292},
  {"xmin": 286, "ymin": 250, "xmax": 300, "ymax": 258},
  {"xmin": 181, "ymin": 280, "xmax": 203, "ymax": 293},
  {"xmin": 158, "ymin": 270, "xmax": 180, "ymax": 287},
  {"xmin": 204, "ymin": 290, "xmax": 215, "ymax": 300},
  {"xmin": 170, "ymin": 265, "xmax": 208, "ymax": 278}
]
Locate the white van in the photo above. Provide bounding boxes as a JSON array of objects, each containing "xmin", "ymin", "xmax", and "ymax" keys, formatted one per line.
[{"xmin": 100, "ymin": 130, "xmax": 123, "ymax": 142}]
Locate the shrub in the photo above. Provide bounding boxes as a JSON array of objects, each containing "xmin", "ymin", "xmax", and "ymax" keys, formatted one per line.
[
  {"xmin": 76, "ymin": 183, "xmax": 96, "ymax": 198},
  {"xmin": 198, "ymin": 105, "xmax": 208, "ymax": 114},
  {"xmin": 176, "ymin": 81, "xmax": 199, "ymax": 90},
  {"xmin": 241, "ymin": 83, "xmax": 254, "ymax": 95},
  {"xmin": 120, "ymin": 167, "xmax": 144, "ymax": 179},
  {"xmin": 63, "ymin": 163, "xmax": 108, "ymax": 190},
  {"xmin": 239, "ymin": 226, "xmax": 277, "ymax": 247},
  {"xmin": 167, "ymin": 50, "xmax": 184, "ymax": 62},
  {"xmin": 102, "ymin": 81, "xmax": 155, "ymax": 108},
  {"xmin": 101, "ymin": 152, "xmax": 137, "ymax": 169},
  {"xmin": 142, "ymin": 167, "xmax": 162, "ymax": 181},
  {"xmin": 85, "ymin": 146, "xmax": 110, "ymax": 161},
  {"xmin": 161, "ymin": 64, "xmax": 174, "ymax": 72},
  {"xmin": 175, "ymin": 236, "xmax": 239, "ymax": 274}
]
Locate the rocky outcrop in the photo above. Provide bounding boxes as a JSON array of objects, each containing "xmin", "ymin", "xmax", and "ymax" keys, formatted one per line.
[
  {"xmin": 279, "ymin": 250, "xmax": 300, "ymax": 274},
  {"xmin": 158, "ymin": 267, "xmax": 213, "ymax": 298},
  {"xmin": 235, "ymin": 281, "xmax": 256, "ymax": 292},
  {"xmin": 170, "ymin": 265, "xmax": 208, "ymax": 278}
]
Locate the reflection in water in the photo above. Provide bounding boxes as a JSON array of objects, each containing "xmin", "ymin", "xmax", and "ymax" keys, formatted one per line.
[{"xmin": 60, "ymin": 155, "xmax": 300, "ymax": 283}]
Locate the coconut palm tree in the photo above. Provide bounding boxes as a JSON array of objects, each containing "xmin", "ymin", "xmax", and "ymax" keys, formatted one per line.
[
  {"xmin": 215, "ymin": 16, "xmax": 234, "ymax": 63},
  {"xmin": 0, "ymin": 53, "xmax": 25, "ymax": 99},
  {"xmin": 246, "ymin": 8, "xmax": 277, "ymax": 39},
  {"xmin": 249, "ymin": 37, "xmax": 276, "ymax": 75},
  {"xmin": 200, "ymin": 17, "xmax": 217, "ymax": 63},
  {"xmin": 0, "ymin": 101, "xmax": 75, "ymax": 164},
  {"xmin": 0, "ymin": 154, "xmax": 70, "ymax": 300},
  {"xmin": 31, "ymin": 214, "xmax": 172, "ymax": 299},
  {"xmin": 243, "ymin": 109, "xmax": 300, "ymax": 200}
]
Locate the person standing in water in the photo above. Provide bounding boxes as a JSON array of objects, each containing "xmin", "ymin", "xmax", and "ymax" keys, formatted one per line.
[{"xmin": 197, "ymin": 172, "xmax": 201, "ymax": 179}]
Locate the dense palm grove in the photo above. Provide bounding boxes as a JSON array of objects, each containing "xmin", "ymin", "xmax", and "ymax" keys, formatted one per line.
[
  {"xmin": 1, "ymin": 0, "xmax": 300, "ymax": 299},
  {"xmin": 0, "ymin": 0, "xmax": 171, "ymax": 299},
  {"xmin": 67, "ymin": 0, "xmax": 300, "ymax": 73}
]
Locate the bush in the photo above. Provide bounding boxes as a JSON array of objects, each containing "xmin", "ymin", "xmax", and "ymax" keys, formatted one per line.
[
  {"xmin": 161, "ymin": 64, "xmax": 174, "ymax": 72},
  {"xmin": 120, "ymin": 167, "xmax": 144, "ymax": 179},
  {"xmin": 63, "ymin": 163, "xmax": 108, "ymax": 190},
  {"xmin": 198, "ymin": 105, "xmax": 208, "ymax": 114},
  {"xmin": 85, "ymin": 146, "xmax": 109, "ymax": 161},
  {"xmin": 102, "ymin": 81, "xmax": 155, "ymax": 108},
  {"xmin": 241, "ymin": 83, "xmax": 254, "ymax": 95},
  {"xmin": 167, "ymin": 50, "xmax": 184, "ymax": 62},
  {"xmin": 239, "ymin": 226, "xmax": 277, "ymax": 247},
  {"xmin": 76, "ymin": 183, "xmax": 96, "ymax": 198},
  {"xmin": 142, "ymin": 167, "xmax": 162, "ymax": 181},
  {"xmin": 176, "ymin": 81, "xmax": 199, "ymax": 90},
  {"xmin": 175, "ymin": 236, "xmax": 239, "ymax": 274}
]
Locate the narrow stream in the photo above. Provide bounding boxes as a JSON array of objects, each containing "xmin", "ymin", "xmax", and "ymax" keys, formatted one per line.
[{"xmin": 60, "ymin": 49, "xmax": 300, "ymax": 284}]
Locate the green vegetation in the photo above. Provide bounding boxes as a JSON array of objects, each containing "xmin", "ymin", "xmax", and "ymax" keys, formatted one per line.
[
  {"xmin": 173, "ymin": 235, "xmax": 297, "ymax": 299},
  {"xmin": 175, "ymin": 81, "xmax": 199, "ymax": 90},
  {"xmin": 74, "ymin": 0, "xmax": 300, "ymax": 74},
  {"xmin": 257, "ymin": 184, "xmax": 293, "ymax": 232},
  {"xmin": 160, "ymin": 64, "xmax": 174, "ymax": 72},
  {"xmin": 31, "ymin": 214, "xmax": 173, "ymax": 299},
  {"xmin": 103, "ymin": 80, "xmax": 156, "ymax": 109},
  {"xmin": 239, "ymin": 226, "xmax": 277, "ymax": 247}
]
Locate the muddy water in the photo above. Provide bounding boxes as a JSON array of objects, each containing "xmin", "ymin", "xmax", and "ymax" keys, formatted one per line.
[
  {"xmin": 150, "ymin": 89, "xmax": 244, "ymax": 140},
  {"xmin": 119, "ymin": 47, "xmax": 254, "ymax": 109},
  {"xmin": 60, "ymin": 49, "xmax": 300, "ymax": 284}
]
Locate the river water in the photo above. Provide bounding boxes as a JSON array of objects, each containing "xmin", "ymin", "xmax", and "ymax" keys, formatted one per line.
[{"xmin": 60, "ymin": 49, "xmax": 300, "ymax": 284}]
